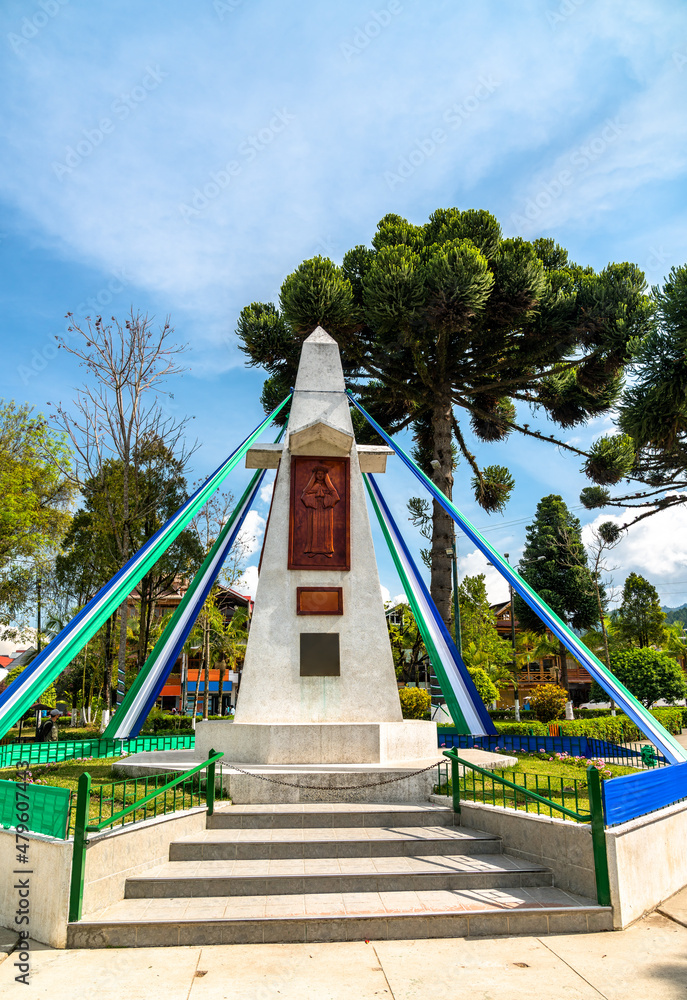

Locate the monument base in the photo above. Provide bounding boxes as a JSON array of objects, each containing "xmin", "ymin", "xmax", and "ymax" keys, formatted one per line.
[{"xmin": 195, "ymin": 719, "xmax": 438, "ymax": 765}]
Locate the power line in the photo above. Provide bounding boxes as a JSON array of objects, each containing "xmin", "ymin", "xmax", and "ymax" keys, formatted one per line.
[{"xmin": 475, "ymin": 504, "xmax": 587, "ymax": 533}]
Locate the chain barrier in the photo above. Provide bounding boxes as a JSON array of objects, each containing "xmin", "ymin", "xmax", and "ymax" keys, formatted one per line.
[{"xmin": 217, "ymin": 759, "xmax": 442, "ymax": 793}]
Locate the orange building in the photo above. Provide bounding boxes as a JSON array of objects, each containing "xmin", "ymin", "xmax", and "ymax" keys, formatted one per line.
[{"xmin": 148, "ymin": 584, "xmax": 253, "ymax": 715}]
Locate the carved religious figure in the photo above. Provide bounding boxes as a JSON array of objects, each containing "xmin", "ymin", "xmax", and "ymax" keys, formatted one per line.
[
  {"xmin": 288, "ymin": 455, "xmax": 349, "ymax": 571},
  {"xmin": 300, "ymin": 465, "xmax": 340, "ymax": 556}
]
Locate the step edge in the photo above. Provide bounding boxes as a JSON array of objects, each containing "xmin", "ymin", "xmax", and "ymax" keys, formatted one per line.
[
  {"xmin": 126, "ymin": 864, "xmax": 552, "ymax": 881},
  {"xmin": 68, "ymin": 904, "xmax": 611, "ymax": 929}
]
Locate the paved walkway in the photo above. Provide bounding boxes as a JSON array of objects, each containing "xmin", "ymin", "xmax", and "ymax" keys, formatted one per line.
[{"xmin": 2, "ymin": 895, "xmax": 687, "ymax": 999}]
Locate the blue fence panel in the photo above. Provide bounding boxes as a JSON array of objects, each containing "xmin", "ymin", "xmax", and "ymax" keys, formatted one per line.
[
  {"xmin": 436, "ymin": 732, "xmax": 667, "ymax": 768},
  {"xmin": 603, "ymin": 761, "xmax": 687, "ymax": 826}
]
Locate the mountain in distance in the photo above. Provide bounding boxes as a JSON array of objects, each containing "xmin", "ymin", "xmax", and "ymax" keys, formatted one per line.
[{"xmin": 663, "ymin": 603, "xmax": 687, "ymax": 625}]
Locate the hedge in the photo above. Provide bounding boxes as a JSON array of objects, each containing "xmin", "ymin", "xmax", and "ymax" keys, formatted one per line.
[
  {"xmin": 493, "ymin": 708, "xmax": 682, "ymax": 741},
  {"xmin": 493, "ymin": 721, "xmax": 548, "ymax": 736}
]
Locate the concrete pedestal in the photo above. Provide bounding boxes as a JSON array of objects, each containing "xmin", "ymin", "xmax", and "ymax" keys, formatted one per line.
[{"xmin": 195, "ymin": 719, "xmax": 438, "ymax": 765}]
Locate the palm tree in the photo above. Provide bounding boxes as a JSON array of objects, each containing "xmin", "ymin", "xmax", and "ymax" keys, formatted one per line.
[
  {"xmin": 532, "ymin": 633, "xmax": 560, "ymax": 680},
  {"xmin": 515, "ymin": 631, "xmax": 540, "ymax": 678},
  {"xmin": 662, "ymin": 622, "xmax": 687, "ymax": 672},
  {"xmin": 212, "ymin": 608, "xmax": 248, "ymax": 715}
]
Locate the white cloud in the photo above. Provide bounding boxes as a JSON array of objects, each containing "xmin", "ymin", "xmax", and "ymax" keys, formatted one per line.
[
  {"xmin": 4, "ymin": 0, "xmax": 686, "ymax": 379},
  {"xmin": 259, "ymin": 482, "xmax": 274, "ymax": 505},
  {"xmin": 380, "ymin": 586, "xmax": 407, "ymax": 607},
  {"xmin": 458, "ymin": 549, "xmax": 513, "ymax": 605},
  {"xmin": 234, "ymin": 564, "xmax": 259, "ymax": 600},
  {"xmin": 235, "ymin": 509, "xmax": 265, "ymax": 558},
  {"xmin": 582, "ymin": 496, "xmax": 687, "ymax": 607}
]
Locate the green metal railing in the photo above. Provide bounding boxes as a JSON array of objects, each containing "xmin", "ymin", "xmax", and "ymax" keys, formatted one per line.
[
  {"xmin": 68, "ymin": 750, "xmax": 224, "ymax": 922},
  {"xmin": 440, "ymin": 749, "xmax": 611, "ymax": 907}
]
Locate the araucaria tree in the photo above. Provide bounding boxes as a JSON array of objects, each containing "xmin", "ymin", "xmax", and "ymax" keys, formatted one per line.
[
  {"xmin": 581, "ymin": 263, "xmax": 687, "ymax": 526},
  {"xmin": 616, "ymin": 572, "xmax": 666, "ymax": 648},
  {"xmin": 514, "ymin": 495, "xmax": 598, "ymax": 693},
  {"xmin": 236, "ymin": 208, "xmax": 650, "ymax": 629}
]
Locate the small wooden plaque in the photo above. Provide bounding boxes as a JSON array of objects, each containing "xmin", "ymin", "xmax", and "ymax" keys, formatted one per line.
[{"xmin": 297, "ymin": 587, "xmax": 343, "ymax": 616}]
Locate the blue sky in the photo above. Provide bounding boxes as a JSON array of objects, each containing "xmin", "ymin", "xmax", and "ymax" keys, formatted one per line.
[{"xmin": 2, "ymin": 0, "xmax": 687, "ymax": 609}]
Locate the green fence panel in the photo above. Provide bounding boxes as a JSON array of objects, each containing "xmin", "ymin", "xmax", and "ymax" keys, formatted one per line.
[
  {"xmin": 0, "ymin": 733, "xmax": 196, "ymax": 769},
  {"xmin": 0, "ymin": 779, "xmax": 71, "ymax": 839}
]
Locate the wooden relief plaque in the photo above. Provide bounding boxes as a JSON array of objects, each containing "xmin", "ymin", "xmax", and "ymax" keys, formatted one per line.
[
  {"xmin": 288, "ymin": 456, "xmax": 350, "ymax": 571},
  {"xmin": 297, "ymin": 587, "xmax": 344, "ymax": 616}
]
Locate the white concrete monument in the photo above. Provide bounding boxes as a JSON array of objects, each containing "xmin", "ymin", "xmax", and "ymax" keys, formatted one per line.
[{"xmin": 196, "ymin": 327, "xmax": 437, "ymax": 766}]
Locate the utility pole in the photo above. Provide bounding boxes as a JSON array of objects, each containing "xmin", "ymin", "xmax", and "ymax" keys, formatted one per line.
[
  {"xmin": 445, "ymin": 535, "xmax": 462, "ymax": 655},
  {"xmin": 36, "ymin": 575, "xmax": 42, "ymax": 653},
  {"xmin": 503, "ymin": 554, "xmax": 516, "ymax": 653}
]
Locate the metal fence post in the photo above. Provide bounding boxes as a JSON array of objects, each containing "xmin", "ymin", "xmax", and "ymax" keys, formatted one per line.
[
  {"xmin": 451, "ymin": 756, "xmax": 461, "ymax": 816},
  {"xmin": 207, "ymin": 748, "xmax": 216, "ymax": 816},
  {"xmin": 587, "ymin": 766, "xmax": 611, "ymax": 907},
  {"xmin": 68, "ymin": 772, "xmax": 92, "ymax": 923}
]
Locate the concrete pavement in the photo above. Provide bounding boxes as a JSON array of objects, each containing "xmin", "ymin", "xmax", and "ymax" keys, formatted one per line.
[{"xmin": 1, "ymin": 900, "xmax": 686, "ymax": 999}]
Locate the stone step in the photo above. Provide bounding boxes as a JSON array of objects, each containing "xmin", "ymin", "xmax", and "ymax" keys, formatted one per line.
[
  {"xmin": 68, "ymin": 889, "xmax": 612, "ymax": 948},
  {"xmin": 169, "ymin": 825, "xmax": 501, "ymax": 862},
  {"xmin": 125, "ymin": 853, "xmax": 552, "ymax": 898},
  {"xmin": 207, "ymin": 802, "xmax": 456, "ymax": 829}
]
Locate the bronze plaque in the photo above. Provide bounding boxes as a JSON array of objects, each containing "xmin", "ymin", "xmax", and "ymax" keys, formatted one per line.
[
  {"xmin": 300, "ymin": 632, "xmax": 340, "ymax": 676},
  {"xmin": 297, "ymin": 587, "xmax": 344, "ymax": 616},
  {"xmin": 288, "ymin": 456, "xmax": 350, "ymax": 571}
]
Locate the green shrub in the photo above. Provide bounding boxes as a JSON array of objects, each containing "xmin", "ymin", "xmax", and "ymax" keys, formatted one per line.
[
  {"xmin": 529, "ymin": 684, "xmax": 567, "ymax": 722},
  {"xmin": 494, "ymin": 709, "xmax": 680, "ymax": 744},
  {"xmin": 647, "ymin": 707, "xmax": 682, "ymax": 735},
  {"xmin": 487, "ymin": 709, "xmax": 516, "ymax": 720},
  {"xmin": 467, "ymin": 667, "xmax": 498, "ymax": 705},
  {"xmin": 556, "ymin": 708, "xmax": 682, "ymax": 741},
  {"xmin": 399, "ymin": 687, "xmax": 431, "ymax": 719},
  {"xmin": 494, "ymin": 721, "xmax": 548, "ymax": 736}
]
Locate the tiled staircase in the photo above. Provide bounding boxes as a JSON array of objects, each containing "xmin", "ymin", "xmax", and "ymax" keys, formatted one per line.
[{"xmin": 67, "ymin": 802, "xmax": 612, "ymax": 947}]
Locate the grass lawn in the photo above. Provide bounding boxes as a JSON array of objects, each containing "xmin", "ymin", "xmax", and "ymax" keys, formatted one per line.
[{"xmin": 436, "ymin": 750, "xmax": 641, "ymax": 820}]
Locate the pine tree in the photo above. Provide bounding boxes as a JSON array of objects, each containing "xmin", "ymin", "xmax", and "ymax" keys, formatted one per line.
[
  {"xmin": 616, "ymin": 572, "xmax": 666, "ymax": 647},
  {"xmin": 514, "ymin": 495, "xmax": 598, "ymax": 693},
  {"xmin": 236, "ymin": 210, "xmax": 650, "ymax": 631}
]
